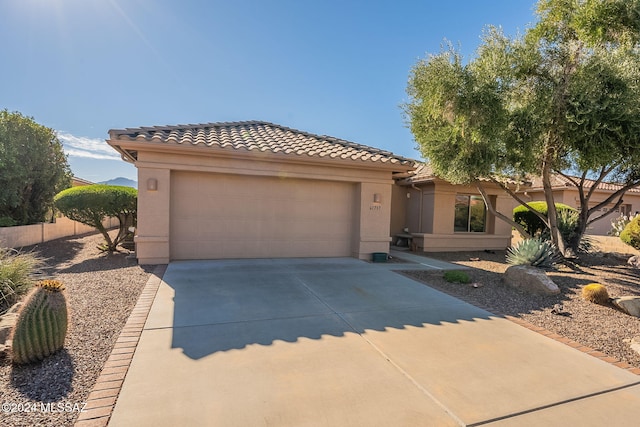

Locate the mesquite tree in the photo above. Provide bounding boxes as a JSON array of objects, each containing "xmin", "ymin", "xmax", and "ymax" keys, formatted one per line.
[
  {"xmin": 405, "ymin": 0, "xmax": 640, "ymax": 256},
  {"xmin": 54, "ymin": 185, "xmax": 137, "ymax": 252}
]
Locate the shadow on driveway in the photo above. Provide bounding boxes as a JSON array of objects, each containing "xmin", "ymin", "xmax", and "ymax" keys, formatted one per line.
[{"xmin": 150, "ymin": 258, "xmax": 491, "ymax": 359}]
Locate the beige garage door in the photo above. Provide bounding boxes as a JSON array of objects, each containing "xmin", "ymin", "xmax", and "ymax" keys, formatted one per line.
[{"xmin": 170, "ymin": 171, "xmax": 356, "ymax": 259}]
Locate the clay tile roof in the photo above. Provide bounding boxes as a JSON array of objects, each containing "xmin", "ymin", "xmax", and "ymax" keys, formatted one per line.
[
  {"xmin": 528, "ymin": 174, "xmax": 640, "ymax": 193},
  {"xmin": 108, "ymin": 121, "xmax": 415, "ymax": 167},
  {"xmin": 399, "ymin": 163, "xmax": 525, "ymax": 186}
]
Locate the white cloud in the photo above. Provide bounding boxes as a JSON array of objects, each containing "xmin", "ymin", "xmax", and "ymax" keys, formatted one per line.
[{"xmin": 57, "ymin": 132, "xmax": 122, "ymax": 161}]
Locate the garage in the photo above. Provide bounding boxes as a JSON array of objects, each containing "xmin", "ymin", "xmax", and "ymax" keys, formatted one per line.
[
  {"xmin": 106, "ymin": 121, "xmax": 414, "ymax": 264},
  {"xmin": 170, "ymin": 171, "xmax": 355, "ymax": 259}
]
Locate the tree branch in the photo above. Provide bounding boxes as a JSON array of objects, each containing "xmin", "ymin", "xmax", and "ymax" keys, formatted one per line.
[
  {"xmin": 586, "ymin": 180, "xmax": 640, "ymax": 218},
  {"xmin": 585, "ymin": 166, "xmax": 612, "ymax": 203},
  {"xmin": 587, "ymin": 194, "xmax": 625, "ymax": 226},
  {"xmin": 476, "ymin": 183, "xmax": 531, "ymax": 239},
  {"xmin": 489, "ymin": 177, "xmax": 550, "ymax": 228}
]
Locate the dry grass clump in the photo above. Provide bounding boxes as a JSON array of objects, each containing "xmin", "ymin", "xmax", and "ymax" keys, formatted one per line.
[
  {"xmin": 581, "ymin": 283, "xmax": 610, "ymax": 304},
  {"xmin": 0, "ymin": 248, "xmax": 43, "ymax": 313}
]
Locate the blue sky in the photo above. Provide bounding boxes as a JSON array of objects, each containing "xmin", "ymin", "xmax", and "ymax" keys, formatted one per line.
[{"xmin": 1, "ymin": 0, "xmax": 536, "ymax": 183}]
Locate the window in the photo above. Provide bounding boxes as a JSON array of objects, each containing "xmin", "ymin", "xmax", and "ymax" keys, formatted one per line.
[{"xmin": 454, "ymin": 195, "xmax": 486, "ymax": 232}]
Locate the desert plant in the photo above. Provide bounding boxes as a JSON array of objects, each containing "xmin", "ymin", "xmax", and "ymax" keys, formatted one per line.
[
  {"xmin": 506, "ymin": 238, "xmax": 560, "ymax": 268},
  {"xmin": 10, "ymin": 279, "xmax": 68, "ymax": 364},
  {"xmin": 581, "ymin": 283, "xmax": 610, "ymax": 305},
  {"xmin": 609, "ymin": 214, "xmax": 638, "ymax": 237},
  {"xmin": 0, "ymin": 248, "xmax": 42, "ymax": 313},
  {"xmin": 620, "ymin": 214, "xmax": 640, "ymax": 250},
  {"xmin": 513, "ymin": 202, "xmax": 576, "ymax": 237},
  {"xmin": 443, "ymin": 270, "xmax": 471, "ymax": 284},
  {"xmin": 542, "ymin": 209, "xmax": 593, "ymax": 253},
  {"xmin": 54, "ymin": 184, "xmax": 137, "ymax": 252}
]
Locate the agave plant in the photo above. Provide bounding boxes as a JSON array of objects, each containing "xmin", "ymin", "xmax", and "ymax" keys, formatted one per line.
[{"xmin": 506, "ymin": 238, "xmax": 560, "ymax": 268}]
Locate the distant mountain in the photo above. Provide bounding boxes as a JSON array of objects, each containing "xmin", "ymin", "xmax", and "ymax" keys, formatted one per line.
[{"xmin": 99, "ymin": 177, "xmax": 138, "ymax": 188}]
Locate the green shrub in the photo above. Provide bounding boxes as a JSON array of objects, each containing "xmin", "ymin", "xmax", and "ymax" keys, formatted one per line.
[
  {"xmin": 541, "ymin": 209, "xmax": 593, "ymax": 253},
  {"xmin": 0, "ymin": 217, "xmax": 17, "ymax": 227},
  {"xmin": 443, "ymin": 270, "xmax": 471, "ymax": 284},
  {"xmin": 55, "ymin": 184, "xmax": 137, "ymax": 252},
  {"xmin": 506, "ymin": 237, "xmax": 560, "ymax": 267},
  {"xmin": 513, "ymin": 201, "xmax": 576, "ymax": 236},
  {"xmin": 620, "ymin": 214, "xmax": 640, "ymax": 250},
  {"xmin": 0, "ymin": 248, "xmax": 42, "ymax": 313}
]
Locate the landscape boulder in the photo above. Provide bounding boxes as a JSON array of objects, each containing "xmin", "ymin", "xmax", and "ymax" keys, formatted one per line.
[
  {"xmin": 503, "ymin": 265, "xmax": 560, "ymax": 295},
  {"xmin": 611, "ymin": 296, "xmax": 640, "ymax": 318},
  {"xmin": 0, "ymin": 303, "xmax": 21, "ymax": 359},
  {"xmin": 628, "ymin": 255, "xmax": 640, "ymax": 269}
]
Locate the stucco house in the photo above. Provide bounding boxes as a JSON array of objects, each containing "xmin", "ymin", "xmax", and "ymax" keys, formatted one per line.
[
  {"xmin": 521, "ymin": 175, "xmax": 640, "ymax": 235},
  {"xmin": 107, "ymin": 121, "xmax": 415, "ymax": 264},
  {"xmin": 391, "ymin": 164, "xmax": 518, "ymax": 252}
]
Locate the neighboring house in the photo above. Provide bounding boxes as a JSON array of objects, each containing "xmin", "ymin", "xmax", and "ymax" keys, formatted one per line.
[
  {"xmin": 71, "ymin": 177, "xmax": 94, "ymax": 187},
  {"xmin": 520, "ymin": 175, "xmax": 640, "ymax": 236},
  {"xmin": 391, "ymin": 164, "xmax": 518, "ymax": 252},
  {"xmin": 107, "ymin": 121, "xmax": 415, "ymax": 264}
]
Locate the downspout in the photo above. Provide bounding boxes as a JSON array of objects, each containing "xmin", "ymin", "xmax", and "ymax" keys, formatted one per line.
[{"xmin": 411, "ymin": 184, "xmax": 423, "ymax": 233}]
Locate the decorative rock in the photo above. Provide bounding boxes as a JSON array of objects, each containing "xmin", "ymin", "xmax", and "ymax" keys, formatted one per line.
[
  {"xmin": 612, "ymin": 296, "xmax": 640, "ymax": 317},
  {"xmin": 0, "ymin": 312, "xmax": 18, "ymax": 344},
  {"xmin": 503, "ymin": 265, "xmax": 560, "ymax": 295},
  {"xmin": 628, "ymin": 255, "xmax": 640, "ymax": 269},
  {"xmin": 0, "ymin": 303, "xmax": 21, "ymax": 346},
  {"xmin": 630, "ymin": 337, "xmax": 640, "ymax": 356}
]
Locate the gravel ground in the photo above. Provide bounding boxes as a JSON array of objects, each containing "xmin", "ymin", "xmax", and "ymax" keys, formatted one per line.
[
  {"xmin": 402, "ymin": 249, "xmax": 640, "ymax": 369},
  {"xmin": 0, "ymin": 232, "xmax": 151, "ymax": 427}
]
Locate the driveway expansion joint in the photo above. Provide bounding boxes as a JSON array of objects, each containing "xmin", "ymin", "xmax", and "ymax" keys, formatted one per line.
[
  {"xmin": 466, "ymin": 380, "xmax": 640, "ymax": 427},
  {"xmin": 294, "ymin": 273, "xmax": 467, "ymax": 427}
]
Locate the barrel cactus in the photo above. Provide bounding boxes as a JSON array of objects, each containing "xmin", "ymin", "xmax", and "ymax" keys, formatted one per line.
[
  {"xmin": 506, "ymin": 238, "xmax": 560, "ymax": 268},
  {"xmin": 10, "ymin": 280, "xmax": 68, "ymax": 364},
  {"xmin": 581, "ymin": 283, "xmax": 610, "ymax": 305}
]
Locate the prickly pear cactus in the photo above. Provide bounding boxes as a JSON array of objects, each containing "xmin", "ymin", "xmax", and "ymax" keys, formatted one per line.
[{"xmin": 10, "ymin": 280, "xmax": 68, "ymax": 364}]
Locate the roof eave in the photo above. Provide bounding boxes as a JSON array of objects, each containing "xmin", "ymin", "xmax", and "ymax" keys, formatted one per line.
[{"xmin": 107, "ymin": 138, "xmax": 417, "ymax": 173}]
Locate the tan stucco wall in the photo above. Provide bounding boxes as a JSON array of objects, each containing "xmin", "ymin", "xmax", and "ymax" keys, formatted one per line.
[
  {"xmin": 397, "ymin": 180, "xmax": 516, "ymax": 252},
  {"xmin": 525, "ymin": 189, "xmax": 640, "ymax": 236},
  {"xmin": 390, "ymin": 184, "xmax": 407, "ymax": 237},
  {"xmin": 135, "ymin": 168, "xmax": 171, "ymax": 264},
  {"xmin": 354, "ymin": 182, "xmax": 393, "ymax": 258},
  {"xmin": 0, "ymin": 217, "xmax": 114, "ymax": 249},
  {"xmin": 132, "ymin": 148, "xmax": 402, "ymax": 263}
]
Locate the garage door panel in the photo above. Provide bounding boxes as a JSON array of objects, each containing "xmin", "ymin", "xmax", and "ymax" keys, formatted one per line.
[{"xmin": 170, "ymin": 172, "xmax": 355, "ymax": 259}]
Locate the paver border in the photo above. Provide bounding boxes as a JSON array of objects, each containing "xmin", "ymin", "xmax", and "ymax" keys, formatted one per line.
[
  {"xmin": 74, "ymin": 264, "xmax": 167, "ymax": 427},
  {"xmin": 404, "ymin": 275, "xmax": 640, "ymax": 377}
]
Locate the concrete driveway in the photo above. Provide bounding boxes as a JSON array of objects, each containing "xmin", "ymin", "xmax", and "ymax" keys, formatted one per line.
[{"xmin": 108, "ymin": 257, "xmax": 640, "ymax": 427}]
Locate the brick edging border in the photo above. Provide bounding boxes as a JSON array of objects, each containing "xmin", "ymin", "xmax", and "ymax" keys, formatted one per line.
[
  {"xmin": 452, "ymin": 297, "xmax": 640, "ymax": 377},
  {"xmin": 74, "ymin": 264, "xmax": 167, "ymax": 427},
  {"xmin": 503, "ymin": 314, "xmax": 640, "ymax": 375},
  {"xmin": 396, "ymin": 270, "xmax": 640, "ymax": 376}
]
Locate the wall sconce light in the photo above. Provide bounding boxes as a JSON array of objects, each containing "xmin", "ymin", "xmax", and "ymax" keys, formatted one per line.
[
  {"xmin": 373, "ymin": 193, "xmax": 381, "ymax": 203},
  {"xmin": 147, "ymin": 178, "xmax": 158, "ymax": 191}
]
